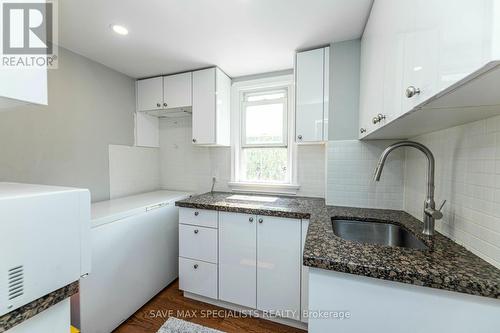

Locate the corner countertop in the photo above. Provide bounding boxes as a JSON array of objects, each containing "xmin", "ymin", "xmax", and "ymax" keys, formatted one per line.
[
  {"xmin": 176, "ymin": 192, "xmax": 500, "ymax": 299},
  {"xmin": 0, "ymin": 281, "xmax": 78, "ymax": 333}
]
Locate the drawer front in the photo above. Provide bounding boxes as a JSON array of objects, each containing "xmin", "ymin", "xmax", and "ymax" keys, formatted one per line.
[
  {"xmin": 179, "ymin": 224, "xmax": 218, "ymax": 263},
  {"xmin": 179, "ymin": 257, "xmax": 217, "ymax": 299},
  {"xmin": 179, "ymin": 208, "xmax": 217, "ymax": 228}
]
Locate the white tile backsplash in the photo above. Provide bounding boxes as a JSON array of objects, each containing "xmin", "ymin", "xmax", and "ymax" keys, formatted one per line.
[
  {"xmin": 326, "ymin": 140, "xmax": 405, "ymax": 209},
  {"xmin": 159, "ymin": 117, "xmax": 325, "ymax": 197},
  {"xmin": 108, "ymin": 144, "xmax": 160, "ymax": 199},
  {"xmin": 405, "ymin": 115, "xmax": 500, "ymax": 268}
]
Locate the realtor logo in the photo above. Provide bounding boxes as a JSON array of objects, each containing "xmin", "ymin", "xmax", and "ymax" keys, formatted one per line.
[{"xmin": 1, "ymin": 0, "xmax": 58, "ymax": 68}]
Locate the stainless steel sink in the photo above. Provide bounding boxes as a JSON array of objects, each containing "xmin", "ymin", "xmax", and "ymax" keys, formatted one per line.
[{"xmin": 332, "ymin": 219, "xmax": 428, "ymax": 250}]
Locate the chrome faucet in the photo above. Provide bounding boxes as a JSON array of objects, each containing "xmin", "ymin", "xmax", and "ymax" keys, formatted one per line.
[{"xmin": 373, "ymin": 141, "xmax": 446, "ymax": 236}]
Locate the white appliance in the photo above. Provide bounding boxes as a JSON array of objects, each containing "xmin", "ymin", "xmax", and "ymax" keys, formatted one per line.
[
  {"xmin": 0, "ymin": 182, "xmax": 91, "ymax": 316},
  {"xmin": 78, "ymin": 190, "xmax": 190, "ymax": 333}
]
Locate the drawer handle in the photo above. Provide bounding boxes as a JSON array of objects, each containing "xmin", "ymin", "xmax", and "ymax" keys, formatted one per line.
[
  {"xmin": 193, "ymin": 264, "xmax": 199, "ymax": 269},
  {"xmin": 258, "ymin": 218, "xmax": 263, "ymax": 224},
  {"xmin": 249, "ymin": 217, "xmax": 254, "ymax": 223},
  {"xmin": 194, "ymin": 229, "xmax": 199, "ymax": 234},
  {"xmin": 194, "ymin": 211, "xmax": 199, "ymax": 216}
]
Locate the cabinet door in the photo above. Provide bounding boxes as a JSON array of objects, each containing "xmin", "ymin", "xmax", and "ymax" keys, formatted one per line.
[
  {"xmin": 163, "ymin": 72, "xmax": 192, "ymax": 109},
  {"xmin": 323, "ymin": 47, "xmax": 330, "ymax": 141},
  {"xmin": 0, "ymin": 65, "xmax": 47, "ymax": 106},
  {"xmin": 137, "ymin": 77, "xmax": 163, "ymax": 111},
  {"xmin": 296, "ymin": 48, "xmax": 325, "ymax": 142},
  {"xmin": 192, "ymin": 68, "xmax": 216, "ymax": 145},
  {"xmin": 380, "ymin": 0, "xmax": 412, "ymax": 123},
  {"xmin": 359, "ymin": 2, "xmax": 385, "ymax": 137},
  {"xmin": 427, "ymin": 0, "xmax": 491, "ymax": 94},
  {"xmin": 257, "ymin": 215, "xmax": 301, "ymax": 320},
  {"xmin": 219, "ymin": 212, "xmax": 257, "ymax": 308},
  {"xmin": 401, "ymin": 2, "xmax": 438, "ymax": 113}
]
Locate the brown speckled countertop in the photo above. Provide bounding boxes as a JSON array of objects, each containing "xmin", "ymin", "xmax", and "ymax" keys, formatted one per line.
[
  {"xmin": 176, "ymin": 192, "xmax": 500, "ymax": 299},
  {"xmin": 0, "ymin": 281, "xmax": 78, "ymax": 332}
]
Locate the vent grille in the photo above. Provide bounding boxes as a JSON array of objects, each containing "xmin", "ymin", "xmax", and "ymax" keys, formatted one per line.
[{"xmin": 8, "ymin": 266, "xmax": 24, "ymax": 300}]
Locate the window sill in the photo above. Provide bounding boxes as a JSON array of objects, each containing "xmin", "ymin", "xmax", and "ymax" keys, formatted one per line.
[{"xmin": 227, "ymin": 182, "xmax": 301, "ymax": 196}]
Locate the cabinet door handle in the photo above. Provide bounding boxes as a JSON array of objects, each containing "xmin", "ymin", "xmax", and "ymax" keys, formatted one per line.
[
  {"xmin": 360, "ymin": 128, "xmax": 366, "ymax": 133},
  {"xmin": 156, "ymin": 103, "xmax": 161, "ymax": 107},
  {"xmin": 249, "ymin": 217, "xmax": 254, "ymax": 223},
  {"xmin": 194, "ymin": 211, "xmax": 199, "ymax": 216},
  {"xmin": 405, "ymin": 86, "xmax": 421, "ymax": 98},
  {"xmin": 297, "ymin": 135, "xmax": 303, "ymax": 140},
  {"xmin": 372, "ymin": 114, "xmax": 386, "ymax": 124},
  {"xmin": 163, "ymin": 102, "xmax": 168, "ymax": 107},
  {"xmin": 258, "ymin": 218, "xmax": 263, "ymax": 224},
  {"xmin": 193, "ymin": 264, "xmax": 199, "ymax": 269},
  {"xmin": 192, "ymin": 139, "xmax": 197, "ymax": 143},
  {"xmin": 194, "ymin": 229, "xmax": 199, "ymax": 234}
]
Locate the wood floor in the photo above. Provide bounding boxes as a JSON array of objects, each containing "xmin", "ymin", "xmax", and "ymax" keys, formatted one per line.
[{"xmin": 114, "ymin": 280, "xmax": 306, "ymax": 333}]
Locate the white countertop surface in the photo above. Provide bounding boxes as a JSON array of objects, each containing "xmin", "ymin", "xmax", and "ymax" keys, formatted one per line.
[{"xmin": 91, "ymin": 190, "xmax": 191, "ymax": 228}]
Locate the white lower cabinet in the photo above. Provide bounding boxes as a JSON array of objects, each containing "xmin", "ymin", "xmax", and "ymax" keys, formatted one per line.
[
  {"xmin": 179, "ymin": 258, "xmax": 218, "ymax": 299},
  {"xmin": 218, "ymin": 211, "xmax": 302, "ymax": 321},
  {"xmin": 179, "ymin": 208, "xmax": 307, "ymax": 326},
  {"xmin": 219, "ymin": 212, "xmax": 257, "ymax": 308},
  {"xmin": 178, "ymin": 208, "xmax": 219, "ymax": 299},
  {"xmin": 256, "ymin": 215, "xmax": 301, "ymax": 320}
]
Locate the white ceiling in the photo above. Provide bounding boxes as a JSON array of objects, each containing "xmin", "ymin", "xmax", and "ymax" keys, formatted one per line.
[{"xmin": 59, "ymin": 0, "xmax": 373, "ymax": 79}]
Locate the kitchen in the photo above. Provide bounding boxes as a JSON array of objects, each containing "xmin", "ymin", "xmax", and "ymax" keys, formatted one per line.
[{"xmin": 0, "ymin": 0, "xmax": 499, "ymax": 333}]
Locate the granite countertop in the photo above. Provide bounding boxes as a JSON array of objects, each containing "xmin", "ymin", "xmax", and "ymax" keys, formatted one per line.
[
  {"xmin": 0, "ymin": 281, "xmax": 78, "ymax": 332},
  {"xmin": 176, "ymin": 192, "xmax": 500, "ymax": 299}
]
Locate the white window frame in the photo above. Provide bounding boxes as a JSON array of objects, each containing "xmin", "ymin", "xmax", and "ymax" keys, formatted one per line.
[{"xmin": 229, "ymin": 74, "xmax": 300, "ymax": 195}]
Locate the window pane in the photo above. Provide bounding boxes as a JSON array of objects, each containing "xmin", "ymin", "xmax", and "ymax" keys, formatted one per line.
[
  {"xmin": 246, "ymin": 92, "xmax": 285, "ymax": 102},
  {"xmin": 245, "ymin": 103, "xmax": 284, "ymax": 145},
  {"xmin": 242, "ymin": 147, "xmax": 287, "ymax": 182}
]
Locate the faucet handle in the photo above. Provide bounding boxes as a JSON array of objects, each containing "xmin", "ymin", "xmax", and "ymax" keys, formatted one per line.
[
  {"xmin": 425, "ymin": 200, "xmax": 446, "ymax": 220},
  {"xmin": 438, "ymin": 200, "xmax": 447, "ymax": 212}
]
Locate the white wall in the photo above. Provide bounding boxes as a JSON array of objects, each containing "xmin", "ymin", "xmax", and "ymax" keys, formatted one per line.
[
  {"xmin": 326, "ymin": 140, "xmax": 405, "ymax": 209},
  {"xmin": 405, "ymin": 115, "xmax": 500, "ymax": 268},
  {"xmin": 159, "ymin": 117, "xmax": 325, "ymax": 197},
  {"xmin": 108, "ymin": 144, "xmax": 161, "ymax": 199},
  {"xmin": 0, "ymin": 48, "xmax": 135, "ymax": 202}
]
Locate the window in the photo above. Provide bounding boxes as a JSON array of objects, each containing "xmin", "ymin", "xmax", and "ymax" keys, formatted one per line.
[
  {"xmin": 230, "ymin": 74, "xmax": 299, "ymax": 195},
  {"xmin": 240, "ymin": 89, "xmax": 289, "ymax": 183}
]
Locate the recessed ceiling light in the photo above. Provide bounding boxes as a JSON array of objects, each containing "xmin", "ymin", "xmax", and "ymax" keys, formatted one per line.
[{"xmin": 110, "ymin": 24, "xmax": 128, "ymax": 36}]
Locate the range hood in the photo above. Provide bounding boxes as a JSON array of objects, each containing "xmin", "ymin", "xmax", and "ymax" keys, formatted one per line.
[{"xmin": 141, "ymin": 106, "xmax": 192, "ymax": 118}]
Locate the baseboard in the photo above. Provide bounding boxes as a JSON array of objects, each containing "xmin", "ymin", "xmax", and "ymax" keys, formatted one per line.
[{"xmin": 183, "ymin": 292, "xmax": 308, "ymax": 331}]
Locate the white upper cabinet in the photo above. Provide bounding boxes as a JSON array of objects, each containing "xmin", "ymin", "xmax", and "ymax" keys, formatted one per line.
[
  {"xmin": 192, "ymin": 67, "xmax": 231, "ymax": 146},
  {"xmin": 359, "ymin": 2, "xmax": 386, "ymax": 135},
  {"xmin": 0, "ymin": 66, "xmax": 47, "ymax": 109},
  {"xmin": 163, "ymin": 72, "xmax": 192, "ymax": 109},
  {"xmin": 295, "ymin": 46, "xmax": 330, "ymax": 143},
  {"xmin": 137, "ymin": 73, "xmax": 192, "ymax": 111},
  {"xmin": 137, "ymin": 77, "xmax": 163, "ymax": 111},
  {"xmin": 360, "ymin": 0, "xmax": 500, "ymax": 140}
]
